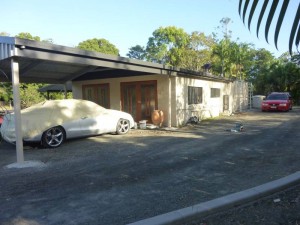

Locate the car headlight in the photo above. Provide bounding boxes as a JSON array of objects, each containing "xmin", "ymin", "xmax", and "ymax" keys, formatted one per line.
[
  {"xmin": 279, "ymin": 103, "xmax": 287, "ymax": 106},
  {"xmin": 262, "ymin": 103, "xmax": 268, "ymax": 106}
]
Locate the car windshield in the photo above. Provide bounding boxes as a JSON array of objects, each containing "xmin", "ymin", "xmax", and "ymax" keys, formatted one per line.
[{"xmin": 267, "ymin": 94, "xmax": 288, "ymax": 100}]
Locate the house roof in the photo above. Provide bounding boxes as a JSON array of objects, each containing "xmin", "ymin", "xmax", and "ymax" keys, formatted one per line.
[{"xmin": 0, "ymin": 36, "xmax": 231, "ymax": 84}]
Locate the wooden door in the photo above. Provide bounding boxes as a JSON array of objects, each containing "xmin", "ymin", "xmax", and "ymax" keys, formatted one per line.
[
  {"xmin": 223, "ymin": 95, "xmax": 229, "ymax": 111},
  {"xmin": 122, "ymin": 84, "xmax": 137, "ymax": 120},
  {"xmin": 82, "ymin": 84, "xmax": 110, "ymax": 108},
  {"xmin": 121, "ymin": 81, "xmax": 157, "ymax": 122}
]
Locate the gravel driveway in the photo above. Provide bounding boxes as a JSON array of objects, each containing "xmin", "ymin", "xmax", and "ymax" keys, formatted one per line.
[{"xmin": 0, "ymin": 108, "xmax": 299, "ymax": 225}]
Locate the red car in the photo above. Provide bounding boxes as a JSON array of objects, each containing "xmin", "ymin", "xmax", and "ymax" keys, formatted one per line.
[
  {"xmin": 261, "ymin": 92, "xmax": 292, "ymax": 112},
  {"xmin": 0, "ymin": 114, "xmax": 3, "ymax": 127}
]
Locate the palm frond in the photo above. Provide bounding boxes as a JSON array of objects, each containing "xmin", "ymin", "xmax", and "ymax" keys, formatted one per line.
[
  {"xmin": 275, "ymin": 0, "xmax": 290, "ymax": 49},
  {"xmin": 296, "ymin": 22, "xmax": 300, "ymax": 52},
  {"xmin": 256, "ymin": 0, "xmax": 269, "ymax": 38},
  {"xmin": 242, "ymin": 0, "xmax": 250, "ymax": 23},
  {"xmin": 265, "ymin": 0, "xmax": 279, "ymax": 43},
  {"xmin": 289, "ymin": 3, "xmax": 300, "ymax": 54},
  {"xmin": 239, "ymin": 0, "xmax": 300, "ymax": 55},
  {"xmin": 248, "ymin": 0, "xmax": 259, "ymax": 30}
]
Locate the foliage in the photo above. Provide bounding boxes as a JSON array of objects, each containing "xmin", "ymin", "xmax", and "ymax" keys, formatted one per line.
[
  {"xmin": 0, "ymin": 32, "xmax": 10, "ymax": 36},
  {"xmin": 211, "ymin": 17, "xmax": 246, "ymax": 78},
  {"xmin": 19, "ymin": 84, "xmax": 46, "ymax": 109},
  {"xmin": 145, "ymin": 26, "xmax": 189, "ymax": 66},
  {"xmin": 291, "ymin": 54, "xmax": 300, "ymax": 65},
  {"xmin": 248, "ymin": 48, "xmax": 275, "ymax": 92},
  {"xmin": 15, "ymin": 32, "xmax": 41, "ymax": 41},
  {"xmin": 212, "ymin": 39, "xmax": 255, "ymax": 79},
  {"xmin": 212, "ymin": 38, "xmax": 232, "ymax": 77},
  {"xmin": 216, "ymin": 17, "xmax": 233, "ymax": 40},
  {"xmin": 127, "ymin": 45, "xmax": 146, "ymax": 60},
  {"xmin": 0, "ymin": 83, "xmax": 47, "ymax": 108},
  {"xmin": 0, "ymin": 83, "xmax": 13, "ymax": 102},
  {"xmin": 0, "ymin": 86, "xmax": 7, "ymax": 101},
  {"xmin": 49, "ymin": 92, "xmax": 73, "ymax": 100},
  {"xmin": 179, "ymin": 32, "xmax": 215, "ymax": 71},
  {"xmin": 77, "ymin": 38, "xmax": 119, "ymax": 56}
]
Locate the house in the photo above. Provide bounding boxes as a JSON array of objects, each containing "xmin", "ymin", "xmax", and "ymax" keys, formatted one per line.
[{"xmin": 72, "ymin": 72, "xmax": 249, "ymax": 127}]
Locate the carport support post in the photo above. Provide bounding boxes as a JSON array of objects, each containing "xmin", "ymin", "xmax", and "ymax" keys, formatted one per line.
[
  {"xmin": 11, "ymin": 58, "xmax": 24, "ymax": 163},
  {"xmin": 168, "ymin": 76, "xmax": 172, "ymax": 127}
]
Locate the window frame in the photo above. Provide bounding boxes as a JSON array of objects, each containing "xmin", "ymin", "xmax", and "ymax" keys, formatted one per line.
[
  {"xmin": 211, "ymin": 88, "xmax": 221, "ymax": 98},
  {"xmin": 188, "ymin": 86, "xmax": 203, "ymax": 105}
]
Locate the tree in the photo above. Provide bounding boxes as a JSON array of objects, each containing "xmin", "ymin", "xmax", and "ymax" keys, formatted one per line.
[
  {"xmin": 145, "ymin": 26, "xmax": 189, "ymax": 66},
  {"xmin": 179, "ymin": 32, "xmax": 215, "ymax": 71},
  {"xmin": 127, "ymin": 45, "xmax": 146, "ymax": 60},
  {"xmin": 0, "ymin": 32, "xmax": 10, "ymax": 36},
  {"xmin": 248, "ymin": 48, "xmax": 275, "ymax": 94},
  {"xmin": 248, "ymin": 48, "xmax": 300, "ymax": 104},
  {"xmin": 77, "ymin": 38, "xmax": 119, "ymax": 55},
  {"xmin": 211, "ymin": 17, "xmax": 235, "ymax": 77},
  {"xmin": 239, "ymin": 0, "xmax": 299, "ymax": 55},
  {"xmin": 268, "ymin": 61, "xmax": 300, "ymax": 98},
  {"xmin": 212, "ymin": 38, "xmax": 231, "ymax": 77},
  {"xmin": 15, "ymin": 32, "xmax": 41, "ymax": 41},
  {"xmin": 230, "ymin": 42, "xmax": 255, "ymax": 79},
  {"xmin": 217, "ymin": 17, "xmax": 233, "ymax": 40},
  {"xmin": 19, "ymin": 84, "xmax": 45, "ymax": 109}
]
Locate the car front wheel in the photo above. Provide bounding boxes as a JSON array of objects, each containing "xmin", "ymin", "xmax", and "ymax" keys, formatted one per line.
[
  {"xmin": 116, "ymin": 119, "xmax": 130, "ymax": 135},
  {"xmin": 42, "ymin": 126, "xmax": 66, "ymax": 148}
]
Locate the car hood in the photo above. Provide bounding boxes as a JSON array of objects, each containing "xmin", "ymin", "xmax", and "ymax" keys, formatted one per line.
[{"xmin": 263, "ymin": 100, "xmax": 288, "ymax": 104}]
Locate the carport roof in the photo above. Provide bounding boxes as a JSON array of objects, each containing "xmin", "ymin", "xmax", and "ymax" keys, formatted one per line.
[
  {"xmin": 0, "ymin": 36, "xmax": 231, "ymax": 84},
  {"xmin": 39, "ymin": 82, "xmax": 72, "ymax": 93}
]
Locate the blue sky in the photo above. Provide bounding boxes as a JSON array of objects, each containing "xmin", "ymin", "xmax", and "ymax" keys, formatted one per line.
[{"xmin": 1, "ymin": 0, "xmax": 298, "ymax": 57}]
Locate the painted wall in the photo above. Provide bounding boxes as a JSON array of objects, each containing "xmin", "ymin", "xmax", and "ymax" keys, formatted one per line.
[{"xmin": 174, "ymin": 76, "xmax": 232, "ymax": 126}]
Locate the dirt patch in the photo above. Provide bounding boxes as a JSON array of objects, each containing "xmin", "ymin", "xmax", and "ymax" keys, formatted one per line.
[{"xmin": 0, "ymin": 108, "xmax": 300, "ymax": 225}]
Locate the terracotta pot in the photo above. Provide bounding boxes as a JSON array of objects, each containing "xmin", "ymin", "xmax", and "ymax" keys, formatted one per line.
[{"xmin": 151, "ymin": 110, "xmax": 164, "ymax": 127}]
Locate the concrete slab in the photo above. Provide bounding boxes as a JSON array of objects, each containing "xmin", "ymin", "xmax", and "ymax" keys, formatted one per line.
[{"xmin": 5, "ymin": 161, "xmax": 46, "ymax": 169}]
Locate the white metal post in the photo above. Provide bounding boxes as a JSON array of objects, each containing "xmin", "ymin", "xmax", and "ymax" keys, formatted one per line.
[
  {"xmin": 168, "ymin": 76, "xmax": 172, "ymax": 127},
  {"xmin": 11, "ymin": 58, "xmax": 24, "ymax": 163}
]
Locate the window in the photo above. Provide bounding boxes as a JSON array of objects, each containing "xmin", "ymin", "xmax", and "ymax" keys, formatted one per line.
[
  {"xmin": 82, "ymin": 84, "xmax": 110, "ymax": 108},
  {"xmin": 188, "ymin": 86, "xmax": 202, "ymax": 104},
  {"xmin": 211, "ymin": 88, "xmax": 220, "ymax": 98}
]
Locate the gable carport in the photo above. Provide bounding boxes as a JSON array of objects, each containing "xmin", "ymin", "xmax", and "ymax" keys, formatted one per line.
[{"xmin": 0, "ymin": 36, "xmax": 178, "ymax": 165}]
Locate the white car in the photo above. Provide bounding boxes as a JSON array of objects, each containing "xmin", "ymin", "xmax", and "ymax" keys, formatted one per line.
[{"xmin": 0, "ymin": 99, "xmax": 135, "ymax": 148}]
